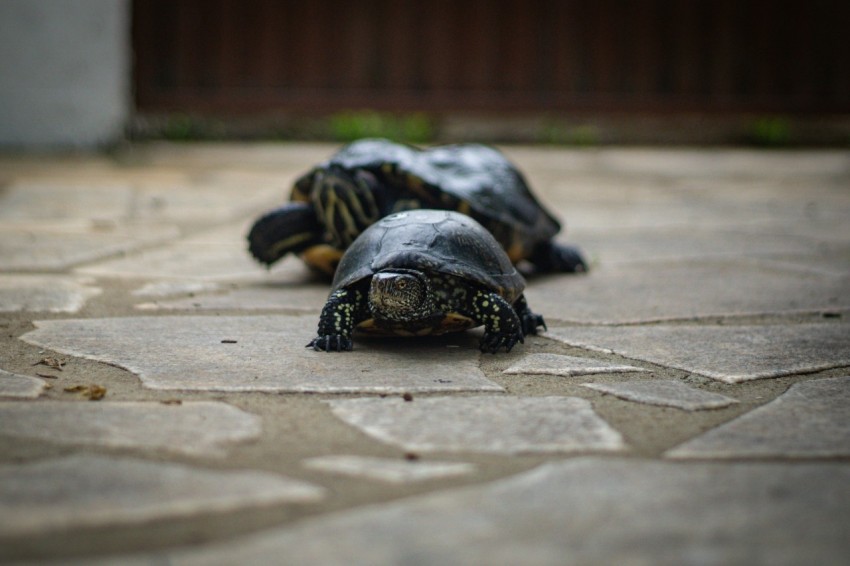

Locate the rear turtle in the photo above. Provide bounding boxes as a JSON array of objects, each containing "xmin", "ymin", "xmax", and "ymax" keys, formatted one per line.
[
  {"xmin": 307, "ymin": 209, "xmax": 545, "ymax": 353},
  {"xmin": 248, "ymin": 138, "xmax": 586, "ymax": 277}
]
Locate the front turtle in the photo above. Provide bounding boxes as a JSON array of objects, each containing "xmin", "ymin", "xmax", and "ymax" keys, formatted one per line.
[
  {"xmin": 248, "ymin": 138, "xmax": 586, "ymax": 277},
  {"xmin": 307, "ymin": 210, "xmax": 545, "ymax": 353}
]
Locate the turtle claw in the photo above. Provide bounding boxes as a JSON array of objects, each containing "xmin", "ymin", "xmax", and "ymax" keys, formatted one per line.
[
  {"xmin": 520, "ymin": 312, "xmax": 546, "ymax": 336},
  {"xmin": 307, "ymin": 335, "xmax": 353, "ymax": 352},
  {"xmin": 480, "ymin": 331, "xmax": 524, "ymax": 354}
]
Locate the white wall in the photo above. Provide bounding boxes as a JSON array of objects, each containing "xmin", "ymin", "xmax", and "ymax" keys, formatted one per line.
[{"xmin": 0, "ymin": 0, "xmax": 131, "ymax": 149}]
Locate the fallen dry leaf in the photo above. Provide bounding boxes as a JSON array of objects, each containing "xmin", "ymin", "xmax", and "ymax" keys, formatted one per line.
[
  {"xmin": 63, "ymin": 384, "xmax": 107, "ymax": 401},
  {"xmin": 33, "ymin": 357, "xmax": 66, "ymax": 371}
]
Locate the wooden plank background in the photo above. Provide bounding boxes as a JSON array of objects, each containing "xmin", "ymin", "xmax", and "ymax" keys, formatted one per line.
[{"xmin": 132, "ymin": 0, "xmax": 850, "ymax": 114}]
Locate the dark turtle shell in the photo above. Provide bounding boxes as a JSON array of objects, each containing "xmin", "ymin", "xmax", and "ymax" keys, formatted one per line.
[
  {"xmin": 332, "ymin": 209, "xmax": 525, "ymax": 304},
  {"xmin": 293, "ymin": 139, "xmax": 561, "ymax": 262}
]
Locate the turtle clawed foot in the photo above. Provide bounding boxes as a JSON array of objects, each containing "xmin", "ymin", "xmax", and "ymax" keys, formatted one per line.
[
  {"xmin": 307, "ymin": 335, "xmax": 353, "ymax": 352},
  {"xmin": 520, "ymin": 312, "xmax": 546, "ymax": 336},
  {"xmin": 480, "ymin": 331, "xmax": 524, "ymax": 354},
  {"xmin": 531, "ymin": 243, "xmax": 589, "ymax": 274}
]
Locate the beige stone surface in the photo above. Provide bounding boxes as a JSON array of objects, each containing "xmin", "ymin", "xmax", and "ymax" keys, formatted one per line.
[
  {"xmin": 0, "ymin": 454, "xmax": 324, "ymax": 538},
  {"xmin": 327, "ymin": 396, "xmax": 626, "ymax": 454},
  {"xmin": 668, "ymin": 376, "xmax": 850, "ymax": 458},
  {"xmin": 503, "ymin": 353, "xmax": 647, "ymax": 377},
  {"xmin": 0, "ymin": 401, "xmax": 262, "ymax": 457},
  {"xmin": 582, "ymin": 379, "xmax": 739, "ymax": 411},
  {"xmin": 546, "ymin": 323, "xmax": 850, "ymax": 383},
  {"xmin": 0, "ymin": 275, "xmax": 101, "ymax": 312},
  {"xmin": 20, "ymin": 316, "xmax": 503, "ymax": 394},
  {"xmin": 0, "ymin": 368, "xmax": 47, "ymax": 398},
  {"xmin": 302, "ymin": 455, "xmax": 475, "ymax": 483},
  {"xmin": 2, "ymin": 144, "xmax": 849, "ymax": 563}
]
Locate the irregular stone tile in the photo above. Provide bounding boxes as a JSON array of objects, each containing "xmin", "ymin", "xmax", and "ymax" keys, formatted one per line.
[
  {"xmin": 581, "ymin": 380, "xmax": 739, "ymax": 411},
  {"xmin": 667, "ymin": 376, "xmax": 850, "ymax": 458},
  {"xmin": 0, "ymin": 401, "xmax": 261, "ymax": 457},
  {"xmin": 0, "ymin": 183, "xmax": 134, "ymax": 221},
  {"xmin": 0, "ymin": 179, "xmax": 274, "ymax": 225},
  {"xmin": 546, "ymin": 323, "xmax": 850, "ymax": 383},
  {"xmin": 0, "ymin": 369, "xmax": 47, "ymax": 399},
  {"xmin": 503, "ymin": 353, "xmax": 647, "ymax": 377},
  {"xmin": 166, "ymin": 458, "xmax": 850, "ymax": 566},
  {"xmin": 594, "ymin": 148, "xmax": 850, "ymax": 179},
  {"xmin": 75, "ymin": 221, "xmax": 263, "ymax": 281},
  {"xmin": 576, "ymin": 227, "xmax": 820, "ymax": 266},
  {"xmin": 0, "ymin": 221, "xmax": 181, "ymax": 272},
  {"xmin": 20, "ymin": 316, "xmax": 502, "ymax": 394},
  {"xmin": 302, "ymin": 455, "xmax": 475, "ymax": 484},
  {"xmin": 326, "ymin": 396, "xmax": 625, "ymax": 454},
  {"xmin": 525, "ymin": 259, "xmax": 850, "ymax": 324},
  {"xmin": 132, "ymin": 280, "xmax": 222, "ymax": 297},
  {"xmin": 0, "ymin": 454, "xmax": 324, "ymax": 538},
  {"xmin": 133, "ymin": 183, "xmax": 281, "ymax": 224},
  {"xmin": 0, "ymin": 275, "xmax": 101, "ymax": 313},
  {"xmin": 76, "ymin": 238, "xmax": 263, "ymax": 282},
  {"xmin": 137, "ymin": 284, "xmax": 328, "ymax": 313},
  {"xmin": 756, "ymin": 254, "xmax": 850, "ymax": 278}
]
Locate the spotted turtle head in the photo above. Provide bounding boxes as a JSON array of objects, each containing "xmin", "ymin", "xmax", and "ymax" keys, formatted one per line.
[
  {"xmin": 311, "ymin": 165, "xmax": 384, "ymax": 249},
  {"xmin": 368, "ymin": 268, "xmax": 436, "ymax": 322}
]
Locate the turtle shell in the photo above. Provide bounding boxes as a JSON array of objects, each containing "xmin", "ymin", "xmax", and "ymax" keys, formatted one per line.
[
  {"xmin": 295, "ymin": 139, "xmax": 561, "ymax": 259},
  {"xmin": 332, "ymin": 209, "xmax": 525, "ymax": 303}
]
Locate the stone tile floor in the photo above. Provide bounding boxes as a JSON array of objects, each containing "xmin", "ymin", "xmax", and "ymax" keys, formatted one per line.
[{"xmin": 0, "ymin": 143, "xmax": 848, "ymax": 564}]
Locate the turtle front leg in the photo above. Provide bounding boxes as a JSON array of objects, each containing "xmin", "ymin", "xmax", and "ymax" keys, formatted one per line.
[
  {"xmin": 307, "ymin": 287, "xmax": 368, "ymax": 352},
  {"xmin": 468, "ymin": 290, "xmax": 524, "ymax": 354}
]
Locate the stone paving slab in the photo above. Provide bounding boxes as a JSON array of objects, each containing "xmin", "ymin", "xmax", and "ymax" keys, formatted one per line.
[
  {"xmin": 302, "ymin": 455, "xmax": 476, "ymax": 484},
  {"xmin": 162, "ymin": 458, "xmax": 850, "ymax": 566},
  {"xmin": 20, "ymin": 316, "xmax": 502, "ymax": 394},
  {"xmin": 2, "ymin": 146, "xmax": 849, "ymax": 562},
  {"xmin": 0, "ymin": 275, "xmax": 101, "ymax": 312},
  {"xmin": 76, "ymin": 223, "xmax": 268, "ymax": 282},
  {"xmin": 130, "ymin": 182, "xmax": 281, "ymax": 224},
  {"xmin": 136, "ymin": 282, "xmax": 329, "ymax": 313},
  {"xmin": 0, "ymin": 221, "xmax": 181, "ymax": 272},
  {"xmin": 0, "ymin": 454, "xmax": 324, "ymax": 539},
  {"xmin": 0, "ymin": 368, "xmax": 47, "ymax": 398},
  {"xmin": 503, "ymin": 353, "xmax": 647, "ymax": 377},
  {"xmin": 667, "ymin": 376, "xmax": 850, "ymax": 459},
  {"xmin": 581, "ymin": 379, "xmax": 740, "ymax": 411},
  {"xmin": 0, "ymin": 178, "xmax": 279, "ymax": 225},
  {"xmin": 526, "ymin": 259, "xmax": 849, "ymax": 324},
  {"xmin": 0, "ymin": 401, "xmax": 262, "ymax": 457},
  {"xmin": 546, "ymin": 323, "xmax": 850, "ymax": 383},
  {"xmin": 132, "ymin": 280, "xmax": 223, "ymax": 298},
  {"xmin": 504, "ymin": 147, "xmax": 850, "ymax": 179},
  {"xmin": 0, "ymin": 182, "xmax": 136, "ymax": 221},
  {"xmin": 755, "ymin": 253, "xmax": 850, "ymax": 278},
  {"xmin": 575, "ymin": 226, "xmax": 823, "ymax": 266},
  {"xmin": 327, "ymin": 396, "xmax": 625, "ymax": 455}
]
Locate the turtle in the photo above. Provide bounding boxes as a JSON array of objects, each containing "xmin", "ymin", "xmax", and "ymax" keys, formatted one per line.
[
  {"xmin": 248, "ymin": 138, "xmax": 586, "ymax": 277},
  {"xmin": 307, "ymin": 209, "xmax": 545, "ymax": 353}
]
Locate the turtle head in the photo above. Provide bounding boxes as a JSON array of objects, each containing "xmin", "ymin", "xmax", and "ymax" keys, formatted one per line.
[
  {"xmin": 312, "ymin": 166, "xmax": 383, "ymax": 249},
  {"xmin": 368, "ymin": 269, "xmax": 436, "ymax": 322}
]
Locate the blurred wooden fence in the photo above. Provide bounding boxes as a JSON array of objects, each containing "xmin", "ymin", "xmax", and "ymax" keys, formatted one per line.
[{"xmin": 133, "ymin": 0, "xmax": 849, "ymax": 114}]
